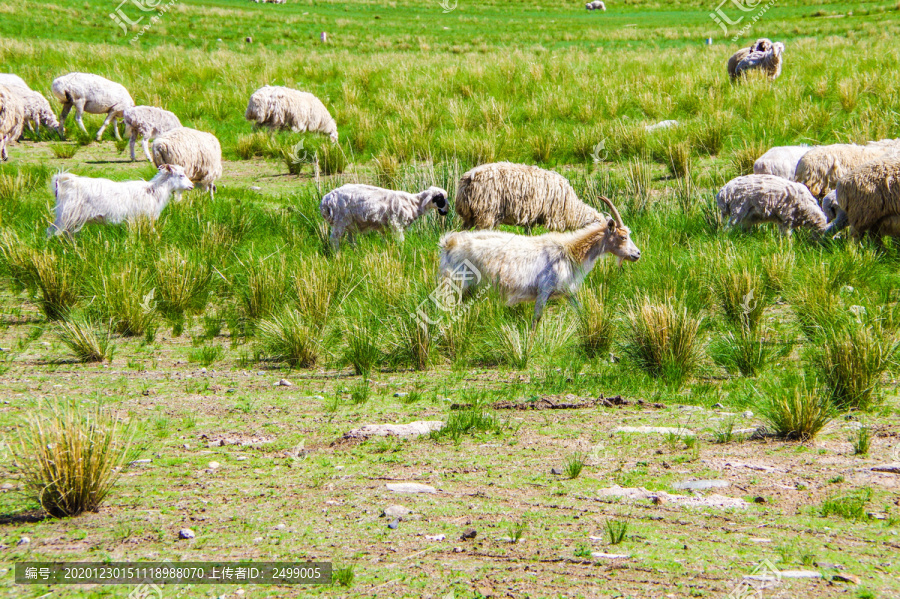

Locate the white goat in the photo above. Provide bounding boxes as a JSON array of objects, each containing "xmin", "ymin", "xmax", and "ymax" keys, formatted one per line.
[
  {"xmin": 51, "ymin": 72, "xmax": 135, "ymax": 141},
  {"xmin": 320, "ymin": 184, "xmax": 448, "ymax": 250},
  {"xmin": 47, "ymin": 164, "xmax": 194, "ymax": 237},
  {"xmin": 439, "ymin": 196, "xmax": 640, "ymax": 326},
  {"xmin": 123, "ymin": 106, "xmax": 182, "ymax": 162}
]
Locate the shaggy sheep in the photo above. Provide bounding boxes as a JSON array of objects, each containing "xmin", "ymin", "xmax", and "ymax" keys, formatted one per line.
[
  {"xmin": 727, "ymin": 38, "xmax": 774, "ymax": 79},
  {"xmin": 753, "ymin": 145, "xmax": 811, "ymax": 180},
  {"xmin": 151, "ymin": 127, "xmax": 223, "ymax": 199},
  {"xmin": 439, "ymin": 196, "xmax": 639, "ymax": 327},
  {"xmin": 793, "ymin": 143, "xmax": 895, "ymax": 198},
  {"xmin": 585, "ymin": 1, "xmax": 606, "ymax": 10},
  {"xmin": 734, "ymin": 42, "xmax": 785, "ymax": 81},
  {"xmin": 0, "ymin": 74, "xmax": 30, "ymax": 91},
  {"xmin": 320, "ymin": 184, "xmax": 448, "ymax": 250},
  {"xmin": 51, "ymin": 72, "xmax": 135, "ymax": 141},
  {"xmin": 716, "ymin": 174, "xmax": 827, "ymax": 234},
  {"xmin": 0, "ymin": 85, "xmax": 25, "ymax": 162},
  {"xmin": 245, "ymin": 86, "xmax": 338, "ymax": 142},
  {"xmin": 455, "ymin": 162, "xmax": 603, "ymax": 231},
  {"xmin": 827, "ymin": 152, "xmax": 900, "ymax": 239},
  {"xmin": 123, "ymin": 106, "xmax": 182, "ymax": 162},
  {"xmin": 10, "ymin": 87, "xmax": 60, "ymax": 139},
  {"xmin": 47, "ymin": 164, "xmax": 194, "ymax": 237}
]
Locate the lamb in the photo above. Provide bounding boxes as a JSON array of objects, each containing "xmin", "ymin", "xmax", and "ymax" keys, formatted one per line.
[
  {"xmin": 320, "ymin": 184, "xmax": 449, "ymax": 250},
  {"xmin": 47, "ymin": 164, "xmax": 194, "ymax": 237},
  {"xmin": 727, "ymin": 38, "xmax": 774, "ymax": 79},
  {"xmin": 0, "ymin": 74, "xmax": 30, "ymax": 91},
  {"xmin": 585, "ymin": 1, "xmax": 606, "ymax": 10},
  {"xmin": 10, "ymin": 87, "xmax": 60, "ymax": 139},
  {"xmin": 793, "ymin": 143, "xmax": 895, "ymax": 198},
  {"xmin": 439, "ymin": 196, "xmax": 639, "ymax": 327},
  {"xmin": 734, "ymin": 42, "xmax": 785, "ymax": 81},
  {"xmin": 51, "ymin": 72, "xmax": 134, "ymax": 141},
  {"xmin": 0, "ymin": 85, "xmax": 25, "ymax": 162},
  {"xmin": 455, "ymin": 162, "xmax": 603, "ymax": 231},
  {"xmin": 245, "ymin": 86, "xmax": 338, "ymax": 142},
  {"xmin": 151, "ymin": 127, "xmax": 223, "ymax": 199},
  {"xmin": 753, "ymin": 145, "xmax": 811, "ymax": 180},
  {"xmin": 827, "ymin": 152, "xmax": 900, "ymax": 239},
  {"xmin": 123, "ymin": 106, "xmax": 182, "ymax": 162},
  {"xmin": 716, "ymin": 174, "xmax": 827, "ymax": 234}
]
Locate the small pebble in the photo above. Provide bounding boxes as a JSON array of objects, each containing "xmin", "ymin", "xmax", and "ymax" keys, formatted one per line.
[
  {"xmin": 277, "ymin": 379, "xmax": 293, "ymax": 387},
  {"xmin": 393, "ymin": 392, "xmax": 408, "ymax": 398},
  {"xmin": 742, "ymin": 410, "xmax": 754, "ymax": 418},
  {"xmin": 17, "ymin": 537, "xmax": 29, "ymax": 546},
  {"xmin": 550, "ymin": 467, "xmax": 562, "ymax": 475},
  {"xmin": 274, "ymin": 523, "xmax": 286, "ymax": 530},
  {"xmin": 712, "ymin": 402, "xmax": 725, "ymax": 409},
  {"xmin": 208, "ymin": 462, "xmax": 220, "ymax": 470},
  {"xmin": 236, "ymin": 456, "xmax": 247, "ymax": 462},
  {"xmin": 388, "ymin": 519, "xmax": 400, "ymax": 530},
  {"xmin": 460, "ymin": 528, "xmax": 477, "ymax": 540},
  {"xmin": 178, "ymin": 528, "xmax": 195, "ymax": 540}
]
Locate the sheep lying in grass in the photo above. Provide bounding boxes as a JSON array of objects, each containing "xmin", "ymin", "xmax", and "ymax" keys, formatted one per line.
[
  {"xmin": 827, "ymin": 151, "xmax": 900, "ymax": 239},
  {"xmin": 716, "ymin": 174, "xmax": 827, "ymax": 234},
  {"xmin": 753, "ymin": 145, "xmax": 810, "ymax": 180},
  {"xmin": 47, "ymin": 164, "xmax": 194, "ymax": 237},
  {"xmin": 320, "ymin": 184, "xmax": 449, "ymax": 250},
  {"xmin": 151, "ymin": 127, "xmax": 223, "ymax": 199},
  {"xmin": 439, "ymin": 196, "xmax": 639, "ymax": 326},
  {"xmin": 245, "ymin": 86, "xmax": 338, "ymax": 142},
  {"xmin": 0, "ymin": 74, "xmax": 29, "ymax": 91},
  {"xmin": 123, "ymin": 106, "xmax": 182, "ymax": 162},
  {"xmin": 10, "ymin": 87, "xmax": 60, "ymax": 140},
  {"xmin": 0, "ymin": 85, "xmax": 25, "ymax": 161},
  {"xmin": 51, "ymin": 72, "xmax": 134, "ymax": 141},
  {"xmin": 727, "ymin": 38, "xmax": 773, "ymax": 79},
  {"xmin": 794, "ymin": 143, "xmax": 894, "ymax": 198},
  {"xmin": 735, "ymin": 42, "xmax": 785, "ymax": 81},
  {"xmin": 455, "ymin": 162, "xmax": 602, "ymax": 231},
  {"xmin": 585, "ymin": 1, "xmax": 606, "ymax": 10}
]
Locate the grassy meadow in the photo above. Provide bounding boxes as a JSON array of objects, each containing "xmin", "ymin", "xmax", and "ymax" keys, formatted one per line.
[{"xmin": 1, "ymin": 0, "xmax": 900, "ymax": 597}]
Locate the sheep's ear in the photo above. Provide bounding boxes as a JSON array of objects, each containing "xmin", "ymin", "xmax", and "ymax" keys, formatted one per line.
[{"xmin": 607, "ymin": 217, "xmax": 617, "ymax": 230}]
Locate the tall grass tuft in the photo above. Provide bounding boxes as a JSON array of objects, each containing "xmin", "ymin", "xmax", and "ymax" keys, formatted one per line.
[
  {"xmin": 317, "ymin": 144, "xmax": 347, "ymax": 176},
  {"xmin": 343, "ymin": 316, "xmax": 383, "ymax": 375},
  {"xmin": 391, "ymin": 311, "xmax": 433, "ymax": 371},
  {"xmin": 709, "ymin": 329, "xmax": 785, "ymax": 377},
  {"xmin": 577, "ymin": 289, "xmax": 614, "ymax": 359},
  {"xmin": 256, "ymin": 308, "xmax": 320, "ymax": 368},
  {"xmin": 49, "ymin": 143, "xmax": 79, "ymax": 160},
  {"xmin": 57, "ymin": 312, "xmax": 115, "ymax": 362},
  {"xmin": 756, "ymin": 375, "xmax": 835, "ymax": 441},
  {"xmin": 714, "ymin": 267, "xmax": 770, "ymax": 333},
  {"xmin": 12, "ymin": 402, "xmax": 133, "ymax": 517},
  {"xmin": 30, "ymin": 250, "xmax": 80, "ymax": 321},
  {"xmin": 154, "ymin": 251, "xmax": 213, "ymax": 333},
  {"xmin": 624, "ymin": 156, "xmax": 653, "ymax": 213},
  {"xmin": 495, "ymin": 323, "xmax": 532, "ymax": 369},
  {"xmin": 621, "ymin": 297, "xmax": 702, "ymax": 387},
  {"xmin": 809, "ymin": 325, "xmax": 898, "ymax": 411},
  {"xmin": 97, "ymin": 267, "xmax": 157, "ymax": 337},
  {"xmin": 731, "ymin": 141, "xmax": 767, "ymax": 176},
  {"xmin": 240, "ymin": 256, "xmax": 288, "ymax": 321}
]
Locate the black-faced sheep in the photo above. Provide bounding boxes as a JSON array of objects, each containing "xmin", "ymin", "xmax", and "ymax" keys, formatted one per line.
[
  {"xmin": 151, "ymin": 127, "xmax": 223, "ymax": 200},
  {"xmin": 51, "ymin": 72, "xmax": 135, "ymax": 141},
  {"xmin": 245, "ymin": 86, "xmax": 338, "ymax": 142},
  {"xmin": 47, "ymin": 164, "xmax": 194, "ymax": 237},
  {"xmin": 320, "ymin": 184, "xmax": 449, "ymax": 250},
  {"xmin": 716, "ymin": 174, "xmax": 827, "ymax": 234},
  {"xmin": 439, "ymin": 196, "xmax": 639, "ymax": 326},
  {"xmin": 455, "ymin": 162, "xmax": 603, "ymax": 231},
  {"xmin": 123, "ymin": 106, "xmax": 182, "ymax": 162}
]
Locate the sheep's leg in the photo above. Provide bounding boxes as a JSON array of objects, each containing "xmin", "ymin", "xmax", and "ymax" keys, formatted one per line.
[
  {"xmin": 95, "ymin": 111, "xmax": 117, "ymax": 141},
  {"xmin": 112, "ymin": 117, "xmax": 122, "ymax": 140},
  {"xmin": 532, "ymin": 289, "xmax": 552, "ymax": 330},
  {"xmin": 329, "ymin": 224, "xmax": 345, "ymax": 252},
  {"xmin": 0, "ymin": 140, "xmax": 7, "ymax": 162},
  {"xmin": 72, "ymin": 101, "xmax": 88, "ymax": 136},
  {"xmin": 129, "ymin": 133, "xmax": 138, "ymax": 161},
  {"xmin": 208, "ymin": 183, "xmax": 216, "ymax": 201},
  {"xmin": 141, "ymin": 137, "xmax": 152, "ymax": 162},
  {"xmin": 58, "ymin": 103, "xmax": 73, "ymax": 139}
]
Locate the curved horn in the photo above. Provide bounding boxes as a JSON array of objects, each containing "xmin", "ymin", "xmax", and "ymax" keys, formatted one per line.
[{"xmin": 599, "ymin": 195, "xmax": 624, "ymax": 228}]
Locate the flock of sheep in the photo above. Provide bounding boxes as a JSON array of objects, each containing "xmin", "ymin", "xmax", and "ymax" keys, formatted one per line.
[{"xmin": 0, "ymin": 37, "xmax": 898, "ymax": 325}]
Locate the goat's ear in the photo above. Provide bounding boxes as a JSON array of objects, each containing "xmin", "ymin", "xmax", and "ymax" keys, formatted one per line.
[{"xmin": 607, "ymin": 217, "xmax": 617, "ymax": 230}]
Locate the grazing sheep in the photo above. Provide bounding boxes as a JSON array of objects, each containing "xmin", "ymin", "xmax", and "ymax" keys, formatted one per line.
[
  {"xmin": 827, "ymin": 152, "xmax": 900, "ymax": 239},
  {"xmin": 51, "ymin": 72, "xmax": 134, "ymax": 141},
  {"xmin": 716, "ymin": 174, "xmax": 827, "ymax": 234},
  {"xmin": 753, "ymin": 145, "xmax": 811, "ymax": 180},
  {"xmin": 585, "ymin": 1, "xmax": 606, "ymax": 10},
  {"xmin": 455, "ymin": 162, "xmax": 603, "ymax": 231},
  {"xmin": 10, "ymin": 87, "xmax": 60, "ymax": 139},
  {"xmin": 821, "ymin": 190, "xmax": 842, "ymax": 223},
  {"xmin": 0, "ymin": 85, "xmax": 25, "ymax": 162},
  {"xmin": 245, "ymin": 86, "xmax": 338, "ymax": 142},
  {"xmin": 123, "ymin": 106, "xmax": 182, "ymax": 162},
  {"xmin": 793, "ymin": 143, "xmax": 895, "ymax": 198},
  {"xmin": 734, "ymin": 42, "xmax": 785, "ymax": 81},
  {"xmin": 727, "ymin": 38, "xmax": 774, "ymax": 79},
  {"xmin": 47, "ymin": 164, "xmax": 194, "ymax": 237},
  {"xmin": 151, "ymin": 127, "xmax": 223, "ymax": 199},
  {"xmin": 320, "ymin": 184, "xmax": 448, "ymax": 250},
  {"xmin": 439, "ymin": 196, "xmax": 639, "ymax": 326},
  {"xmin": 0, "ymin": 74, "xmax": 30, "ymax": 91}
]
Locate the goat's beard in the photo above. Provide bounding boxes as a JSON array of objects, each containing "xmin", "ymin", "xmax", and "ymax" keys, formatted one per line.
[{"xmin": 617, "ymin": 256, "xmax": 624, "ymax": 267}]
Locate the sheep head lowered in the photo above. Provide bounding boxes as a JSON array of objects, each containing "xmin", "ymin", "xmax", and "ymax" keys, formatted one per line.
[
  {"xmin": 420, "ymin": 186, "xmax": 449, "ymax": 216},
  {"xmin": 569, "ymin": 195, "xmax": 641, "ymax": 266}
]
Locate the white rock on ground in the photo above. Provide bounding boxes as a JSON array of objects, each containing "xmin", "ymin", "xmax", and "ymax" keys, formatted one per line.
[
  {"xmin": 386, "ymin": 483, "xmax": 437, "ymax": 494},
  {"xmin": 344, "ymin": 421, "xmax": 444, "ymax": 440}
]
